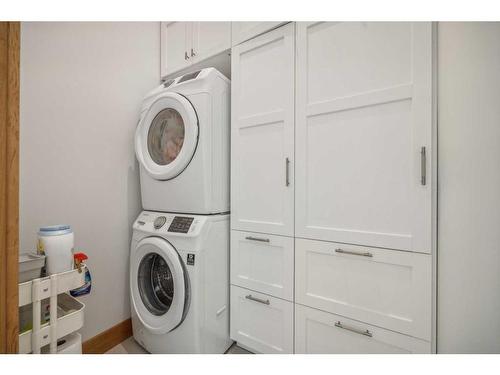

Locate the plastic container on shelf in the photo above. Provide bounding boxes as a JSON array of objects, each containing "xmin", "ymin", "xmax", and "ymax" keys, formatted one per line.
[
  {"xmin": 37, "ymin": 225, "xmax": 74, "ymax": 275},
  {"xmin": 19, "ymin": 253, "xmax": 46, "ymax": 282}
]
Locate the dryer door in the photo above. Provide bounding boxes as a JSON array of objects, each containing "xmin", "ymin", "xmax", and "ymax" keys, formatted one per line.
[
  {"xmin": 135, "ymin": 92, "xmax": 199, "ymax": 180},
  {"xmin": 130, "ymin": 237, "xmax": 189, "ymax": 334}
]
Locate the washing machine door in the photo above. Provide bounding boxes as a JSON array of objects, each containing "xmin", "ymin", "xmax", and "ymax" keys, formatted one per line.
[
  {"xmin": 130, "ymin": 237, "xmax": 189, "ymax": 334},
  {"xmin": 135, "ymin": 92, "xmax": 199, "ymax": 180}
]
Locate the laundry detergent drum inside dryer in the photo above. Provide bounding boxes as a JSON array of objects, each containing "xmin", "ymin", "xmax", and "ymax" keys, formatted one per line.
[{"xmin": 135, "ymin": 68, "xmax": 230, "ymax": 214}]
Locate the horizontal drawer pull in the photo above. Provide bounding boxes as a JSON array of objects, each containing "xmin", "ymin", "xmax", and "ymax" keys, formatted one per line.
[
  {"xmin": 334, "ymin": 321, "xmax": 372, "ymax": 337},
  {"xmin": 245, "ymin": 236, "xmax": 270, "ymax": 243},
  {"xmin": 245, "ymin": 294, "xmax": 270, "ymax": 305},
  {"xmin": 334, "ymin": 248, "xmax": 373, "ymax": 257}
]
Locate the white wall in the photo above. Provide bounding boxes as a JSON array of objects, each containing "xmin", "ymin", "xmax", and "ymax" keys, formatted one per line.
[
  {"xmin": 20, "ymin": 22, "xmax": 160, "ymax": 341},
  {"xmin": 438, "ymin": 22, "xmax": 500, "ymax": 353}
]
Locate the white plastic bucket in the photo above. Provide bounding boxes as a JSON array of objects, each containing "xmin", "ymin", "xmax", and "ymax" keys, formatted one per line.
[{"xmin": 37, "ymin": 225, "xmax": 74, "ymax": 275}]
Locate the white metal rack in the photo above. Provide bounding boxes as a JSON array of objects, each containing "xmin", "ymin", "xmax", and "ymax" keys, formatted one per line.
[{"xmin": 18, "ymin": 266, "xmax": 86, "ymax": 354}]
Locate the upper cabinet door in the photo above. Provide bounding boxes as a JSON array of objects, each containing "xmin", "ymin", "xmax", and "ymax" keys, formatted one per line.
[
  {"xmin": 161, "ymin": 22, "xmax": 191, "ymax": 77},
  {"xmin": 231, "ymin": 23, "xmax": 295, "ymax": 236},
  {"xmin": 231, "ymin": 22, "xmax": 285, "ymax": 46},
  {"xmin": 191, "ymin": 22, "xmax": 231, "ymax": 62},
  {"xmin": 295, "ymin": 22, "xmax": 434, "ymax": 253}
]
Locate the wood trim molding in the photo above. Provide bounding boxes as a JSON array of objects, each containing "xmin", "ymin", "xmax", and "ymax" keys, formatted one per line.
[
  {"xmin": 82, "ymin": 318, "xmax": 133, "ymax": 354},
  {"xmin": 0, "ymin": 21, "xmax": 20, "ymax": 354}
]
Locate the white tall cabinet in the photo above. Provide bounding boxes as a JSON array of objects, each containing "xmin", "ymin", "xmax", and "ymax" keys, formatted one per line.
[
  {"xmin": 231, "ymin": 22, "xmax": 285, "ymax": 46},
  {"xmin": 295, "ymin": 22, "xmax": 433, "ymax": 254},
  {"xmin": 230, "ymin": 23, "xmax": 295, "ymax": 354},
  {"xmin": 230, "ymin": 23, "xmax": 295, "ymax": 236},
  {"xmin": 230, "ymin": 22, "xmax": 435, "ymax": 354}
]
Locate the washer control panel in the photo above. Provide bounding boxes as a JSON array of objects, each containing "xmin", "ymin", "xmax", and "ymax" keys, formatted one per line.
[
  {"xmin": 167, "ymin": 216, "xmax": 194, "ymax": 233},
  {"xmin": 134, "ymin": 211, "xmax": 207, "ymax": 237}
]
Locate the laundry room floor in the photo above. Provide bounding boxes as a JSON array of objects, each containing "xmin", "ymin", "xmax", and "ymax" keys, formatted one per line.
[
  {"xmin": 105, "ymin": 338, "xmax": 252, "ymax": 354},
  {"xmin": 106, "ymin": 337, "xmax": 148, "ymax": 354}
]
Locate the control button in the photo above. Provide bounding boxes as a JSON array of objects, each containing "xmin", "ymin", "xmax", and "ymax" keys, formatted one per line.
[{"xmin": 154, "ymin": 216, "xmax": 167, "ymax": 229}]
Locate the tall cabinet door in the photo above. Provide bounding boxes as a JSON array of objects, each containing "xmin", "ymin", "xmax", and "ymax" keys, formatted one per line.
[
  {"xmin": 295, "ymin": 22, "xmax": 434, "ymax": 253},
  {"xmin": 231, "ymin": 22, "xmax": 285, "ymax": 46},
  {"xmin": 231, "ymin": 23, "xmax": 295, "ymax": 236}
]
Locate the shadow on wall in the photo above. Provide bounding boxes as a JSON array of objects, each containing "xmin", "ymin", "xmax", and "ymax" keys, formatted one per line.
[{"xmin": 126, "ymin": 160, "xmax": 142, "ymax": 301}]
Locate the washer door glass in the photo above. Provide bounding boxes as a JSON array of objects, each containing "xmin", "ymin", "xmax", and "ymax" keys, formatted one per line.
[
  {"xmin": 138, "ymin": 253, "xmax": 174, "ymax": 316},
  {"xmin": 131, "ymin": 237, "xmax": 188, "ymax": 334},
  {"xmin": 147, "ymin": 109, "xmax": 185, "ymax": 166}
]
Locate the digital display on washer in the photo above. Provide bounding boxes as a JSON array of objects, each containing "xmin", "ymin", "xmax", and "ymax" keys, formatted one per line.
[{"xmin": 167, "ymin": 216, "xmax": 194, "ymax": 233}]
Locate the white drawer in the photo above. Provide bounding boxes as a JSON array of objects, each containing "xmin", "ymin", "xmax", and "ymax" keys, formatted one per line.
[
  {"xmin": 230, "ymin": 285, "xmax": 293, "ymax": 354},
  {"xmin": 295, "ymin": 238, "xmax": 432, "ymax": 340},
  {"xmin": 295, "ymin": 304, "xmax": 431, "ymax": 354},
  {"xmin": 231, "ymin": 231, "xmax": 294, "ymax": 301}
]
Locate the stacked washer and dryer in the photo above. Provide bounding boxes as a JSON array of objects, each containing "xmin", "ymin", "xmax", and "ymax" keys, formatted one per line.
[{"xmin": 130, "ymin": 68, "xmax": 232, "ymax": 353}]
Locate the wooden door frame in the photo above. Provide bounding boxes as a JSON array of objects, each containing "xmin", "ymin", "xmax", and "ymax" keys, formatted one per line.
[{"xmin": 0, "ymin": 21, "xmax": 20, "ymax": 354}]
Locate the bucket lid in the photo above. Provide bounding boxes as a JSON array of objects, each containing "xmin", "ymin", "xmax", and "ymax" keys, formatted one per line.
[{"xmin": 38, "ymin": 225, "xmax": 72, "ymax": 236}]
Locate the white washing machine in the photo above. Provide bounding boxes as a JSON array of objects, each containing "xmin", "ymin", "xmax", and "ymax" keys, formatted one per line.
[
  {"xmin": 130, "ymin": 210, "xmax": 232, "ymax": 354},
  {"xmin": 135, "ymin": 68, "xmax": 230, "ymax": 214}
]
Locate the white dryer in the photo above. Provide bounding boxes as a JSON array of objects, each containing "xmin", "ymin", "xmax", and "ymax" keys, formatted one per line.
[
  {"xmin": 135, "ymin": 68, "xmax": 230, "ymax": 214},
  {"xmin": 130, "ymin": 210, "xmax": 232, "ymax": 354}
]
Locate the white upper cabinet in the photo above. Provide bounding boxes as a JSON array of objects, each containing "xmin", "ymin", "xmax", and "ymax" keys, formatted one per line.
[
  {"xmin": 295, "ymin": 22, "xmax": 434, "ymax": 253},
  {"xmin": 161, "ymin": 22, "xmax": 191, "ymax": 77},
  {"xmin": 231, "ymin": 22, "xmax": 285, "ymax": 46},
  {"xmin": 231, "ymin": 23, "xmax": 295, "ymax": 236},
  {"xmin": 192, "ymin": 22, "xmax": 231, "ymax": 63},
  {"xmin": 161, "ymin": 22, "xmax": 231, "ymax": 78}
]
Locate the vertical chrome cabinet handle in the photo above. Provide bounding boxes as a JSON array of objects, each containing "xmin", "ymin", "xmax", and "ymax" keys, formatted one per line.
[
  {"xmin": 245, "ymin": 295, "xmax": 270, "ymax": 305},
  {"xmin": 216, "ymin": 305, "xmax": 227, "ymax": 316},
  {"xmin": 335, "ymin": 248, "xmax": 373, "ymax": 257},
  {"xmin": 185, "ymin": 51, "xmax": 189, "ymax": 60},
  {"xmin": 191, "ymin": 48, "xmax": 196, "ymax": 57},
  {"xmin": 420, "ymin": 146, "xmax": 426, "ymax": 186},
  {"xmin": 334, "ymin": 321, "xmax": 373, "ymax": 337},
  {"xmin": 285, "ymin": 157, "xmax": 290, "ymax": 186},
  {"xmin": 245, "ymin": 236, "xmax": 270, "ymax": 243}
]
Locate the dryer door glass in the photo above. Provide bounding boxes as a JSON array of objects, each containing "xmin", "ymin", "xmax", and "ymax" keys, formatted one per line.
[
  {"xmin": 147, "ymin": 108, "xmax": 185, "ymax": 166},
  {"xmin": 135, "ymin": 92, "xmax": 198, "ymax": 181},
  {"xmin": 137, "ymin": 253, "xmax": 175, "ymax": 316}
]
